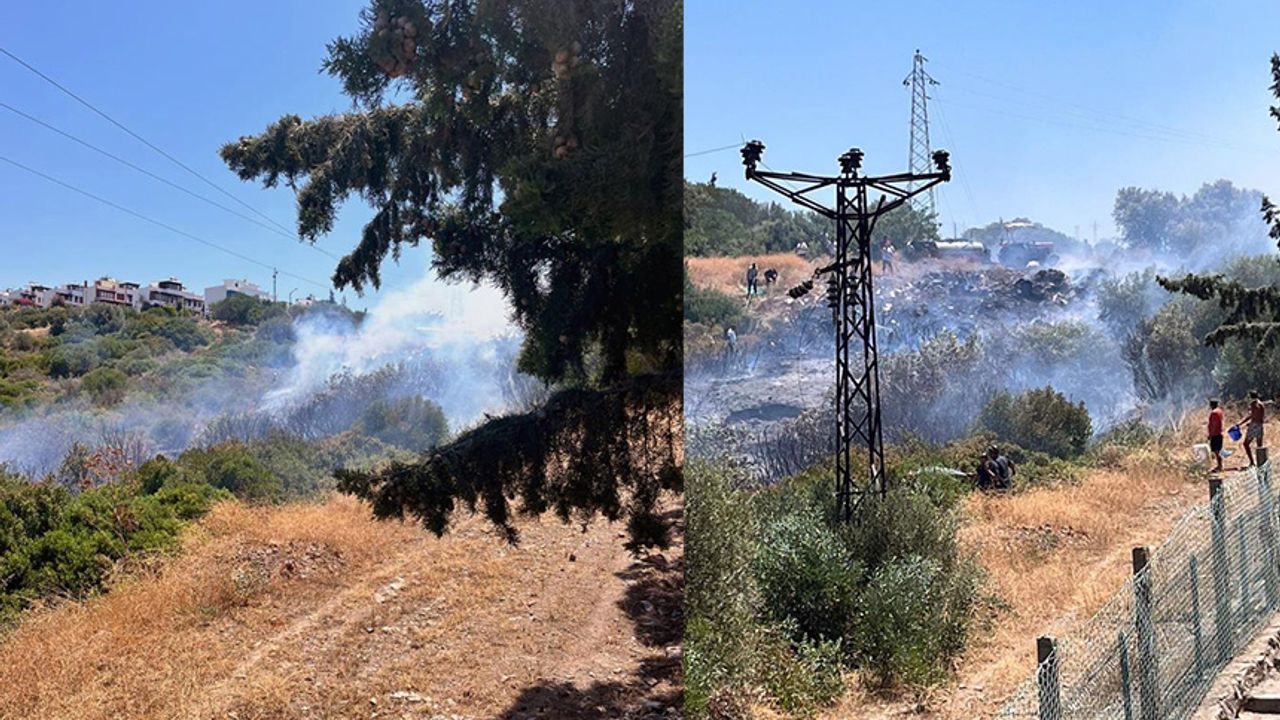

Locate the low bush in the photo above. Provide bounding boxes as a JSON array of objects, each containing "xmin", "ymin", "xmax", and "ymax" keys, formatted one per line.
[
  {"xmin": 0, "ymin": 466, "xmax": 228, "ymax": 622},
  {"xmin": 976, "ymin": 386, "xmax": 1093, "ymax": 459},
  {"xmin": 686, "ymin": 458, "xmax": 988, "ymax": 716},
  {"xmin": 685, "ymin": 266, "xmax": 746, "ymax": 329},
  {"xmin": 81, "ymin": 366, "xmax": 129, "ymax": 406}
]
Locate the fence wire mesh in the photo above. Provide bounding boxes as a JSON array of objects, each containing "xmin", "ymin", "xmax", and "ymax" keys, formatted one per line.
[{"xmin": 998, "ymin": 459, "xmax": 1276, "ymax": 719}]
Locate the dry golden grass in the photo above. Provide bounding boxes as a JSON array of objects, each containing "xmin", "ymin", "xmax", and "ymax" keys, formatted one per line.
[
  {"xmin": 0, "ymin": 494, "xmax": 682, "ymax": 720},
  {"xmin": 686, "ymin": 253, "xmax": 819, "ymax": 298},
  {"xmin": 686, "ymin": 252, "xmax": 993, "ymax": 300}
]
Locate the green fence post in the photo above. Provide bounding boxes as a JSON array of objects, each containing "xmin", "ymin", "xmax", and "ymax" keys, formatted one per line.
[
  {"xmin": 1189, "ymin": 554, "xmax": 1205, "ymax": 679},
  {"xmin": 1210, "ymin": 477, "xmax": 1231, "ymax": 662},
  {"xmin": 1038, "ymin": 636, "xmax": 1061, "ymax": 720},
  {"xmin": 1118, "ymin": 631, "xmax": 1134, "ymax": 720},
  {"xmin": 1133, "ymin": 546, "xmax": 1160, "ymax": 720},
  {"xmin": 1239, "ymin": 516, "xmax": 1253, "ymax": 624}
]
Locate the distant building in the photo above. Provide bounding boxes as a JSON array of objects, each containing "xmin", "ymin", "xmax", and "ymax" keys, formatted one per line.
[
  {"xmin": 204, "ymin": 278, "xmax": 270, "ymax": 307},
  {"xmin": 20, "ymin": 283, "xmax": 53, "ymax": 307},
  {"xmin": 47, "ymin": 277, "xmax": 143, "ymax": 309},
  {"xmin": 143, "ymin": 278, "xmax": 205, "ymax": 313}
]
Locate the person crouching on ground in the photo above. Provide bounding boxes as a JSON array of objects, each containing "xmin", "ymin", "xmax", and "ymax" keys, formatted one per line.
[
  {"xmin": 988, "ymin": 445, "xmax": 1015, "ymax": 490},
  {"xmin": 1237, "ymin": 391, "xmax": 1266, "ymax": 466},
  {"xmin": 1208, "ymin": 398, "xmax": 1225, "ymax": 473}
]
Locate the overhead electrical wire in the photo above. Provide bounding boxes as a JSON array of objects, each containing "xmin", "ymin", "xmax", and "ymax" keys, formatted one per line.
[
  {"xmin": 0, "ymin": 100, "xmax": 340, "ymax": 261},
  {"xmin": 684, "ymin": 142, "xmax": 742, "ymax": 159},
  {"xmin": 0, "ymin": 154, "xmax": 330, "ymax": 289},
  {"xmin": 0, "ymin": 46, "xmax": 299, "ymax": 238}
]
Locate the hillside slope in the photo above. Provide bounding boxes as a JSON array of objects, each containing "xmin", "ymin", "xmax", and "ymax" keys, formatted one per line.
[{"xmin": 0, "ymin": 495, "xmax": 683, "ymax": 720}]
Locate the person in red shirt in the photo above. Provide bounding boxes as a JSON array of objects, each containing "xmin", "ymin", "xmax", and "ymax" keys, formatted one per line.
[{"xmin": 1208, "ymin": 399, "xmax": 1225, "ymax": 473}]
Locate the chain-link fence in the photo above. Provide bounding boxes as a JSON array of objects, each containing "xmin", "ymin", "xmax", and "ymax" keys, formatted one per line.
[{"xmin": 998, "ymin": 452, "xmax": 1276, "ymax": 719}]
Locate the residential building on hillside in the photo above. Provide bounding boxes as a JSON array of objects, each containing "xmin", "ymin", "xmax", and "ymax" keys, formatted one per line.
[
  {"xmin": 204, "ymin": 278, "xmax": 270, "ymax": 306},
  {"xmin": 143, "ymin": 278, "xmax": 205, "ymax": 313}
]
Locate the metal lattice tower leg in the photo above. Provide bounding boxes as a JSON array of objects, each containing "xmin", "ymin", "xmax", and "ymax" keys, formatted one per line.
[{"xmin": 904, "ymin": 49, "xmax": 939, "ymax": 216}]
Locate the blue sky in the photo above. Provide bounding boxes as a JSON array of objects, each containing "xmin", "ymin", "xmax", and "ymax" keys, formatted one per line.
[
  {"xmin": 686, "ymin": 1, "xmax": 1280, "ymax": 241},
  {"xmin": 0, "ymin": 0, "xmax": 430, "ymax": 307}
]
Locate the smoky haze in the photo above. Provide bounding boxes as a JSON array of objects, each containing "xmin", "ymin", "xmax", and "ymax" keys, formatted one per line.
[
  {"xmin": 685, "ymin": 178, "xmax": 1275, "ymax": 465},
  {"xmin": 0, "ymin": 267, "xmax": 527, "ymax": 478}
]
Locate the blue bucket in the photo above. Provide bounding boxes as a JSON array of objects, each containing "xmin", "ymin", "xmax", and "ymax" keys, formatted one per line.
[{"xmin": 1228, "ymin": 425, "xmax": 1243, "ymax": 442}]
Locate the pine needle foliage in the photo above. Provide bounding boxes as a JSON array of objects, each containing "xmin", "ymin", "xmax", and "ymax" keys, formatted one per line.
[{"xmin": 222, "ymin": 0, "xmax": 683, "ymax": 547}]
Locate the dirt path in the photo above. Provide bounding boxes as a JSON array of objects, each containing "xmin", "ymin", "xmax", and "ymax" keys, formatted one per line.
[{"xmin": 0, "ymin": 495, "xmax": 683, "ymax": 720}]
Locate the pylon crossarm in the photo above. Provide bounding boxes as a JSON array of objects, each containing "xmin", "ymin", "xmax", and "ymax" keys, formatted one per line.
[{"xmin": 746, "ymin": 174, "xmax": 836, "ymax": 218}]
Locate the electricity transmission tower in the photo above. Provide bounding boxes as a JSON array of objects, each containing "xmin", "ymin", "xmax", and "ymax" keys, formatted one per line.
[
  {"xmin": 741, "ymin": 141, "xmax": 951, "ymax": 521},
  {"xmin": 903, "ymin": 49, "xmax": 940, "ymax": 216}
]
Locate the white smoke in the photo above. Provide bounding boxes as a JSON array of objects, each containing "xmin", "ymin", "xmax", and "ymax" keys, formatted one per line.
[
  {"xmin": 0, "ymin": 265, "xmax": 523, "ymax": 478},
  {"xmin": 265, "ymin": 269, "xmax": 516, "ymax": 422}
]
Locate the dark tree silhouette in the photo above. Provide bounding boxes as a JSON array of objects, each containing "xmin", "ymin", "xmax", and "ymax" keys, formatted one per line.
[{"xmin": 221, "ymin": 0, "xmax": 682, "ymax": 547}]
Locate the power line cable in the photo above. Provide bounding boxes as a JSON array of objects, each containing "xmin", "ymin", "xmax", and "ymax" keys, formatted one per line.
[
  {"xmin": 930, "ymin": 91, "xmax": 983, "ymax": 230},
  {"xmin": 0, "ymin": 46, "xmax": 298, "ymax": 238},
  {"xmin": 684, "ymin": 142, "xmax": 741, "ymax": 159},
  {"xmin": 0, "ymin": 154, "xmax": 329, "ymax": 289},
  {"xmin": 0, "ymin": 100, "xmax": 340, "ymax": 261}
]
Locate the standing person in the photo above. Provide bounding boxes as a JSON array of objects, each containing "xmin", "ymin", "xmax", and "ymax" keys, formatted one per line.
[
  {"xmin": 1237, "ymin": 391, "xmax": 1266, "ymax": 466},
  {"xmin": 1208, "ymin": 398, "xmax": 1226, "ymax": 473},
  {"xmin": 881, "ymin": 241, "xmax": 896, "ymax": 274},
  {"xmin": 746, "ymin": 263, "xmax": 759, "ymax": 297},
  {"xmin": 725, "ymin": 326, "xmax": 738, "ymax": 357}
]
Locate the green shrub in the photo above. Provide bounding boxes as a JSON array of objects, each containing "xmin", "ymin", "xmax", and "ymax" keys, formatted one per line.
[
  {"xmin": 179, "ymin": 443, "xmax": 282, "ymax": 502},
  {"xmin": 81, "ymin": 366, "xmax": 129, "ymax": 406},
  {"xmin": 0, "ymin": 468, "xmax": 227, "ymax": 622},
  {"xmin": 357, "ymin": 396, "xmax": 449, "ymax": 451},
  {"xmin": 977, "ymin": 386, "xmax": 1092, "ymax": 459},
  {"xmin": 48, "ymin": 342, "xmax": 100, "ymax": 378},
  {"xmin": 686, "ymin": 458, "xmax": 986, "ymax": 714},
  {"xmin": 684, "ymin": 266, "xmax": 745, "ymax": 328},
  {"xmin": 755, "ymin": 509, "xmax": 861, "ymax": 645},
  {"xmin": 209, "ymin": 294, "xmax": 287, "ymax": 326}
]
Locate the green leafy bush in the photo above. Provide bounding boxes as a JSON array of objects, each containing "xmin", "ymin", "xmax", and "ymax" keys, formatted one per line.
[
  {"xmin": 0, "ymin": 467, "xmax": 227, "ymax": 622},
  {"xmin": 755, "ymin": 509, "xmax": 861, "ymax": 645},
  {"xmin": 209, "ymin": 294, "xmax": 287, "ymax": 326},
  {"xmin": 976, "ymin": 386, "xmax": 1093, "ymax": 459},
  {"xmin": 686, "ymin": 458, "xmax": 987, "ymax": 715},
  {"xmin": 356, "ymin": 396, "xmax": 449, "ymax": 451},
  {"xmin": 81, "ymin": 366, "xmax": 129, "ymax": 406},
  {"xmin": 684, "ymin": 267, "xmax": 745, "ymax": 329},
  {"xmin": 48, "ymin": 342, "xmax": 100, "ymax": 378},
  {"xmin": 179, "ymin": 443, "xmax": 282, "ymax": 502}
]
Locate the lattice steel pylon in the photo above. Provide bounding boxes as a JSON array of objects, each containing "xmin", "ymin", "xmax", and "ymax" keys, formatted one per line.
[
  {"xmin": 903, "ymin": 49, "xmax": 940, "ymax": 216},
  {"xmin": 742, "ymin": 141, "xmax": 951, "ymax": 521}
]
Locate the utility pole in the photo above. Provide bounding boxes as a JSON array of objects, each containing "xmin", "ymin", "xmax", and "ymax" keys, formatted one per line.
[
  {"xmin": 904, "ymin": 49, "xmax": 940, "ymax": 217},
  {"xmin": 742, "ymin": 141, "xmax": 951, "ymax": 521},
  {"xmin": 272, "ymin": 268, "xmax": 278, "ymax": 303}
]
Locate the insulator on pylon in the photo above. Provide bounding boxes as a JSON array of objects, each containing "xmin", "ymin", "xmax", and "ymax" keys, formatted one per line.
[
  {"xmin": 787, "ymin": 279, "xmax": 814, "ymax": 299},
  {"xmin": 826, "ymin": 276, "xmax": 839, "ymax": 308}
]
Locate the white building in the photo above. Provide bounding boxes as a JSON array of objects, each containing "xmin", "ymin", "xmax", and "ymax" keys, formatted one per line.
[
  {"xmin": 143, "ymin": 278, "xmax": 205, "ymax": 313},
  {"xmin": 204, "ymin": 278, "xmax": 270, "ymax": 307}
]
